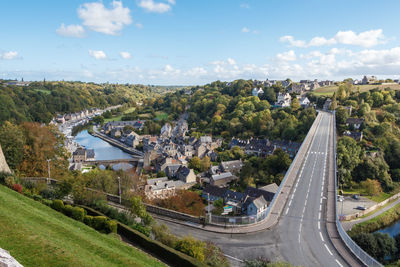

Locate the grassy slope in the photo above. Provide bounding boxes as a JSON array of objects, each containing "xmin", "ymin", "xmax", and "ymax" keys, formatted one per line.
[
  {"xmin": 0, "ymin": 185, "xmax": 164, "ymax": 267},
  {"xmin": 312, "ymin": 84, "xmax": 400, "ymax": 96}
]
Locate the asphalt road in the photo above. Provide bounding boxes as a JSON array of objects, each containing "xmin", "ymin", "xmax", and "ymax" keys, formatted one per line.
[{"xmin": 157, "ymin": 112, "xmax": 360, "ymax": 267}]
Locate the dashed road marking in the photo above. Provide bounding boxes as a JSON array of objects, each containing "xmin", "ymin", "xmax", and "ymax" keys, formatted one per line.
[
  {"xmin": 319, "ymin": 231, "xmax": 324, "ymax": 242},
  {"xmin": 335, "ymin": 259, "xmax": 343, "ymax": 267},
  {"xmin": 325, "ymin": 244, "xmax": 333, "ymax": 256}
]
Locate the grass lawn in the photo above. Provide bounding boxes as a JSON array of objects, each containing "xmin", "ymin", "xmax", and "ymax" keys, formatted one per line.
[
  {"xmin": 104, "ymin": 107, "xmax": 136, "ymax": 123},
  {"xmin": 155, "ymin": 112, "xmax": 168, "ymax": 121},
  {"xmin": 34, "ymin": 89, "xmax": 51, "ymax": 95},
  {"xmin": 0, "ymin": 185, "xmax": 165, "ymax": 267},
  {"xmin": 312, "ymin": 83, "xmax": 400, "ymax": 96}
]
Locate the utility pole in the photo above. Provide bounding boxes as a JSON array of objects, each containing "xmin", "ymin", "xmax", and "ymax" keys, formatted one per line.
[
  {"xmin": 47, "ymin": 159, "xmax": 51, "ymax": 184},
  {"xmin": 207, "ymin": 192, "xmax": 211, "ymax": 223},
  {"xmin": 117, "ymin": 176, "xmax": 121, "ymax": 204}
]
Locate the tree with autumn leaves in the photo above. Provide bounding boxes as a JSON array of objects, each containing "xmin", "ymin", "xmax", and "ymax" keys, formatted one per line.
[{"xmin": 0, "ymin": 121, "xmax": 69, "ymax": 178}]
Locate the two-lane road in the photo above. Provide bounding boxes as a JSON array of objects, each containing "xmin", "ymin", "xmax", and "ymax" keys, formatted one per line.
[{"xmin": 278, "ymin": 111, "xmax": 346, "ymax": 267}]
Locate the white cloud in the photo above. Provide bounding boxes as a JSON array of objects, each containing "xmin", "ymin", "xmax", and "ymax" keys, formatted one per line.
[
  {"xmin": 56, "ymin": 24, "xmax": 85, "ymax": 38},
  {"xmin": 78, "ymin": 1, "xmax": 132, "ymax": 35},
  {"xmin": 334, "ymin": 29, "xmax": 385, "ymax": 48},
  {"xmin": 276, "ymin": 50, "xmax": 296, "ymax": 61},
  {"xmin": 227, "ymin": 58, "xmax": 236, "ymax": 65},
  {"xmin": 0, "ymin": 51, "xmax": 19, "ymax": 60},
  {"xmin": 279, "ymin": 35, "xmax": 306, "ymax": 48},
  {"xmin": 120, "ymin": 52, "xmax": 132, "ymax": 59},
  {"xmin": 240, "ymin": 3, "xmax": 250, "ymax": 9},
  {"xmin": 280, "ymin": 29, "xmax": 386, "ymax": 48},
  {"xmin": 138, "ymin": 0, "xmax": 174, "ymax": 13},
  {"xmin": 184, "ymin": 67, "xmax": 207, "ymax": 77},
  {"xmin": 241, "ymin": 27, "xmax": 250, "ymax": 33},
  {"xmin": 89, "ymin": 50, "xmax": 107, "ymax": 59}
]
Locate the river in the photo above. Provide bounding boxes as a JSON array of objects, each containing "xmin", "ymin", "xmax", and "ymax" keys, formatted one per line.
[
  {"xmin": 74, "ymin": 130, "xmax": 133, "ymax": 161},
  {"xmin": 378, "ymin": 221, "xmax": 400, "ymax": 237}
]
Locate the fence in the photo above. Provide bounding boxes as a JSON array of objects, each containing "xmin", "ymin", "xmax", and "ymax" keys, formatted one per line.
[{"xmin": 333, "ymin": 111, "xmax": 382, "ymax": 267}]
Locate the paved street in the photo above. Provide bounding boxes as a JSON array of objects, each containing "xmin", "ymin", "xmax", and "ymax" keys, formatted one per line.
[{"xmin": 157, "ymin": 112, "xmax": 364, "ymax": 267}]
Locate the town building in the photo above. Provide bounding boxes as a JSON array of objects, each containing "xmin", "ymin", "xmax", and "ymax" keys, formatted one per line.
[
  {"xmin": 252, "ymin": 88, "xmax": 264, "ymax": 97},
  {"xmin": 275, "ymin": 92, "xmax": 292, "ymax": 107},
  {"xmin": 362, "ymin": 75, "xmax": 377, "ymax": 85},
  {"xmin": 346, "ymin": 118, "xmax": 365, "ymax": 130},
  {"xmin": 210, "ymin": 172, "xmax": 237, "ymax": 187}
]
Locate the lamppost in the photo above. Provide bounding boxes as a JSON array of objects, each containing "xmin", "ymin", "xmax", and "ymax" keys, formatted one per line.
[
  {"xmin": 117, "ymin": 176, "xmax": 121, "ymax": 204},
  {"xmin": 207, "ymin": 192, "xmax": 211, "ymax": 223},
  {"xmin": 46, "ymin": 159, "xmax": 51, "ymax": 184}
]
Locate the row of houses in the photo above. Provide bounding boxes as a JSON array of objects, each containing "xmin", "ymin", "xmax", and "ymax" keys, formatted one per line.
[
  {"xmin": 54, "ymin": 108, "xmax": 101, "ymax": 124},
  {"xmin": 229, "ymin": 138, "xmax": 301, "ymax": 158},
  {"xmin": 202, "ymin": 183, "xmax": 278, "ymax": 216}
]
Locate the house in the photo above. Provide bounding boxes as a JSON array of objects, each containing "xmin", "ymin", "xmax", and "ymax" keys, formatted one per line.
[
  {"xmin": 346, "ymin": 118, "xmax": 365, "ymax": 130},
  {"xmin": 252, "ymin": 88, "xmax": 264, "ymax": 97},
  {"xmin": 165, "ymin": 164, "xmax": 182, "ymax": 178},
  {"xmin": 160, "ymin": 123, "xmax": 172, "ymax": 138},
  {"xmin": 220, "ymin": 160, "xmax": 243, "ymax": 174},
  {"xmin": 299, "ymin": 97, "xmax": 311, "ymax": 108},
  {"xmin": 210, "ymin": 172, "xmax": 237, "ymax": 187},
  {"xmin": 323, "ymin": 99, "xmax": 332, "ymax": 110},
  {"xmin": 86, "ymin": 149, "xmax": 95, "ymax": 161},
  {"xmin": 343, "ymin": 131, "xmax": 363, "ymax": 141},
  {"xmin": 281, "ymin": 80, "xmax": 291, "ymax": 88},
  {"xmin": 125, "ymin": 132, "xmax": 140, "ymax": 147},
  {"xmin": 195, "ymin": 144, "xmax": 208, "ymax": 159},
  {"xmin": 275, "ymin": 92, "xmax": 292, "ymax": 107},
  {"xmin": 243, "ymin": 195, "xmax": 268, "ymax": 216},
  {"xmin": 72, "ymin": 147, "xmax": 86, "ymax": 163},
  {"xmin": 176, "ymin": 166, "xmax": 196, "ymax": 183},
  {"xmin": 271, "ymin": 140, "xmax": 301, "ymax": 158},
  {"xmin": 290, "ymin": 83, "xmax": 309, "ymax": 94},
  {"xmin": 244, "ymin": 186, "xmax": 275, "ymax": 203},
  {"xmin": 155, "ymin": 157, "xmax": 177, "ymax": 172},
  {"xmin": 145, "ymin": 177, "xmax": 176, "ymax": 200},
  {"xmin": 202, "ymin": 185, "xmax": 228, "ymax": 202},
  {"xmin": 110, "ymin": 128, "xmax": 122, "ymax": 138},
  {"xmin": 55, "ymin": 115, "xmax": 65, "ymax": 124},
  {"xmin": 104, "ymin": 120, "xmax": 145, "ymax": 134},
  {"xmin": 362, "ymin": 75, "xmax": 377, "ymax": 85},
  {"xmin": 258, "ymin": 183, "xmax": 279, "ymax": 195},
  {"xmin": 244, "ymin": 139, "xmax": 275, "ymax": 156}
]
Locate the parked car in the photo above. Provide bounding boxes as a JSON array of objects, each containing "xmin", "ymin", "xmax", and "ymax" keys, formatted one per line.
[
  {"xmin": 356, "ymin": 206, "xmax": 366, "ymax": 210},
  {"xmin": 352, "ymin": 194, "xmax": 359, "ymax": 200}
]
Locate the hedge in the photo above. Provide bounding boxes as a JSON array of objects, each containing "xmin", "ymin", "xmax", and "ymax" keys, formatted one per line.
[
  {"xmin": 84, "ymin": 215, "xmax": 93, "ymax": 227},
  {"xmin": 80, "ymin": 206, "xmax": 205, "ymax": 267},
  {"xmin": 51, "ymin": 199, "xmax": 64, "ymax": 212}
]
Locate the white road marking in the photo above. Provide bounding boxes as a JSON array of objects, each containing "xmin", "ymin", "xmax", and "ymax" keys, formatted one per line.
[
  {"xmin": 224, "ymin": 254, "xmax": 244, "ymax": 262},
  {"xmin": 285, "ymin": 207, "xmax": 289, "ymax": 215},
  {"xmin": 325, "ymin": 244, "xmax": 333, "ymax": 256},
  {"xmin": 335, "ymin": 259, "xmax": 343, "ymax": 267},
  {"xmin": 319, "ymin": 212, "xmax": 321, "ymax": 220},
  {"xmin": 319, "ymin": 231, "xmax": 324, "ymax": 242},
  {"xmin": 318, "ymin": 221, "xmax": 320, "ymax": 230}
]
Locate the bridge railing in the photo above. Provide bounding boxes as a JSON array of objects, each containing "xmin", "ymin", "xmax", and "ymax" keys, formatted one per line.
[{"xmin": 332, "ymin": 110, "xmax": 382, "ymax": 267}]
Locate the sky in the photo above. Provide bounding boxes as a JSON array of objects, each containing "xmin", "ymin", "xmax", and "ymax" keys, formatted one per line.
[{"xmin": 1, "ymin": 0, "xmax": 400, "ymax": 85}]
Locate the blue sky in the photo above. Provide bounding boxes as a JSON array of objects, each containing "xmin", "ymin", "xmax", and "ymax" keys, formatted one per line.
[{"xmin": 1, "ymin": 0, "xmax": 400, "ymax": 85}]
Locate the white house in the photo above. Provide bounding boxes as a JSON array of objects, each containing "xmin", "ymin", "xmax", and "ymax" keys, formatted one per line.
[
  {"xmin": 299, "ymin": 97, "xmax": 311, "ymax": 107},
  {"xmin": 275, "ymin": 92, "xmax": 292, "ymax": 107},
  {"xmin": 252, "ymin": 88, "xmax": 264, "ymax": 97}
]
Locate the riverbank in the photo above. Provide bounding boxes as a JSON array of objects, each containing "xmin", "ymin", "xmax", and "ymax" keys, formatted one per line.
[{"xmin": 347, "ymin": 202, "xmax": 400, "ymax": 237}]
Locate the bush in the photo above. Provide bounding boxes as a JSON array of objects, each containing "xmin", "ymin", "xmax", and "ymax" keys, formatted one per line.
[
  {"xmin": 33, "ymin": 194, "xmax": 43, "ymax": 201},
  {"xmin": 12, "ymin": 184, "xmax": 23, "ymax": 194},
  {"xmin": 71, "ymin": 207, "xmax": 85, "ymax": 222},
  {"xmin": 93, "ymin": 216, "xmax": 108, "ymax": 232},
  {"xmin": 83, "ymin": 215, "xmax": 93, "ymax": 227},
  {"xmin": 5, "ymin": 176, "xmax": 15, "ymax": 187},
  {"xmin": 51, "ymin": 199, "xmax": 64, "ymax": 212},
  {"xmin": 106, "ymin": 220, "xmax": 118, "ymax": 234},
  {"xmin": 63, "ymin": 204, "xmax": 74, "ymax": 217},
  {"xmin": 41, "ymin": 199, "xmax": 53, "ymax": 206}
]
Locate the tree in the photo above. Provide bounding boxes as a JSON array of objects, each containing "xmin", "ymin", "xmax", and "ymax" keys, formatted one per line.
[
  {"xmin": 352, "ymin": 233, "xmax": 379, "ymax": 259},
  {"xmin": 336, "ymin": 107, "xmax": 349, "ymax": 125},
  {"xmin": 131, "ymin": 196, "xmax": 147, "ymax": 218},
  {"xmin": 360, "ymin": 178, "xmax": 382, "ymax": 196},
  {"xmin": 291, "ymin": 98, "xmax": 300, "ymax": 111},
  {"xmin": 175, "ymin": 235, "xmax": 206, "ymax": 262},
  {"xmin": 337, "ymin": 137, "xmax": 362, "ymax": 188},
  {"xmin": 0, "ymin": 121, "xmax": 25, "ymax": 170},
  {"xmin": 373, "ymin": 232, "xmax": 396, "ymax": 262},
  {"xmin": 200, "ymin": 156, "xmax": 211, "ymax": 172},
  {"xmin": 189, "ymin": 156, "xmax": 201, "ymax": 171},
  {"xmin": 92, "ymin": 115, "xmax": 104, "ymax": 125}
]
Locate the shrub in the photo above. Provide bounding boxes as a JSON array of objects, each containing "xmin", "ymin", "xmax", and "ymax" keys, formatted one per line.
[
  {"xmin": 33, "ymin": 194, "xmax": 43, "ymax": 201},
  {"xmin": 51, "ymin": 199, "xmax": 64, "ymax": 212},
  {"xmin": 175, "ymin": 236, "xmax": 206, "ymax": 262},
  {"xmin": 63, "ymin": 204, "xmax": 74, "ymax": 217},
  {"xmin": 41, "ymin": 199, "xmax": 53, "ymax": 206},
  {"xmin": 93, "ymin": 216, "xmax": 108, "ymax": 232},
  {"xmin": 5, "ymin": 176, "xmax": 15, "ymax": 187},
  {"xmin": 12, "ymin": 184, "xmax": 23, "ymax": 194},
  {"xmin": 105, "ymin": 220, "xmax": 118, "ymax": 234},
  {"xmin": 71, "ymin": 207, "xmax": 85, "ymax": 222},
  {"xmin": 84, "ymin": 215, "xmax": 94, "ymax": 227}
]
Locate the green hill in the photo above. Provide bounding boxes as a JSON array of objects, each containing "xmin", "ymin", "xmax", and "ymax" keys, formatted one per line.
[{"xmin": 0, "ymin": 185, "xmax": 165, "ymax": 267}]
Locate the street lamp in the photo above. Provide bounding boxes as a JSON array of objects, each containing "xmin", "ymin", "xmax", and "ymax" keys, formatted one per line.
[
  {"xmin": 117, "ymin": 176, "xmax": 121, "ymax": 204},
  {"xmin": 207, "ymin": 192, "xmax": 211, "ymax": 224},
  {"xmin": 46, "ymin": 159, "xmax": 51, "ymax": 184}
]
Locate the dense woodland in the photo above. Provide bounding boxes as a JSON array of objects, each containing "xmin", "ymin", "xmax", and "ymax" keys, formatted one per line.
[{"xmin": 0, "ymin": 80, "xmax": 176, "ymax": 124}]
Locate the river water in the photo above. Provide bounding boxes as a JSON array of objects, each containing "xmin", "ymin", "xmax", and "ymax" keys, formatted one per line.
[
  {"xmin": 74, "ymin": 130, "xmax": 133, "ymax": 161},
  {"xmin": 378, "ymin": 221, "xmax": 400, "ymax": 237}
]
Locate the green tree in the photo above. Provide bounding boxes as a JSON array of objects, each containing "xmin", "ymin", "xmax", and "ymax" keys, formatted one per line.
[
  {"xmin": 360, "ymin": 178, "xmax": 382, "ymax": 196},
  {"xmin": 189, "ymin": 156, "xmax": 201, "ymax": 171},
  {"xmin": 337, "ymin": 137, "xmax": 362, "ymax": 188},
  {"xmin": 200, "ymin": 156, "xmax": 211, "ymax": 172},
  {"xmin": 0, "ymin": 121, "xmax": 25, "ymax": 170},
  {"xmin": 175, "ymin": 235, "xmax": 206, "ymax": 262}
]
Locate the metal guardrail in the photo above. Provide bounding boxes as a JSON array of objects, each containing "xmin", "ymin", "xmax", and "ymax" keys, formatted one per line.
[{"xmin": 332, "ymin": 110, "xmax": 382, "ymax": 267}]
